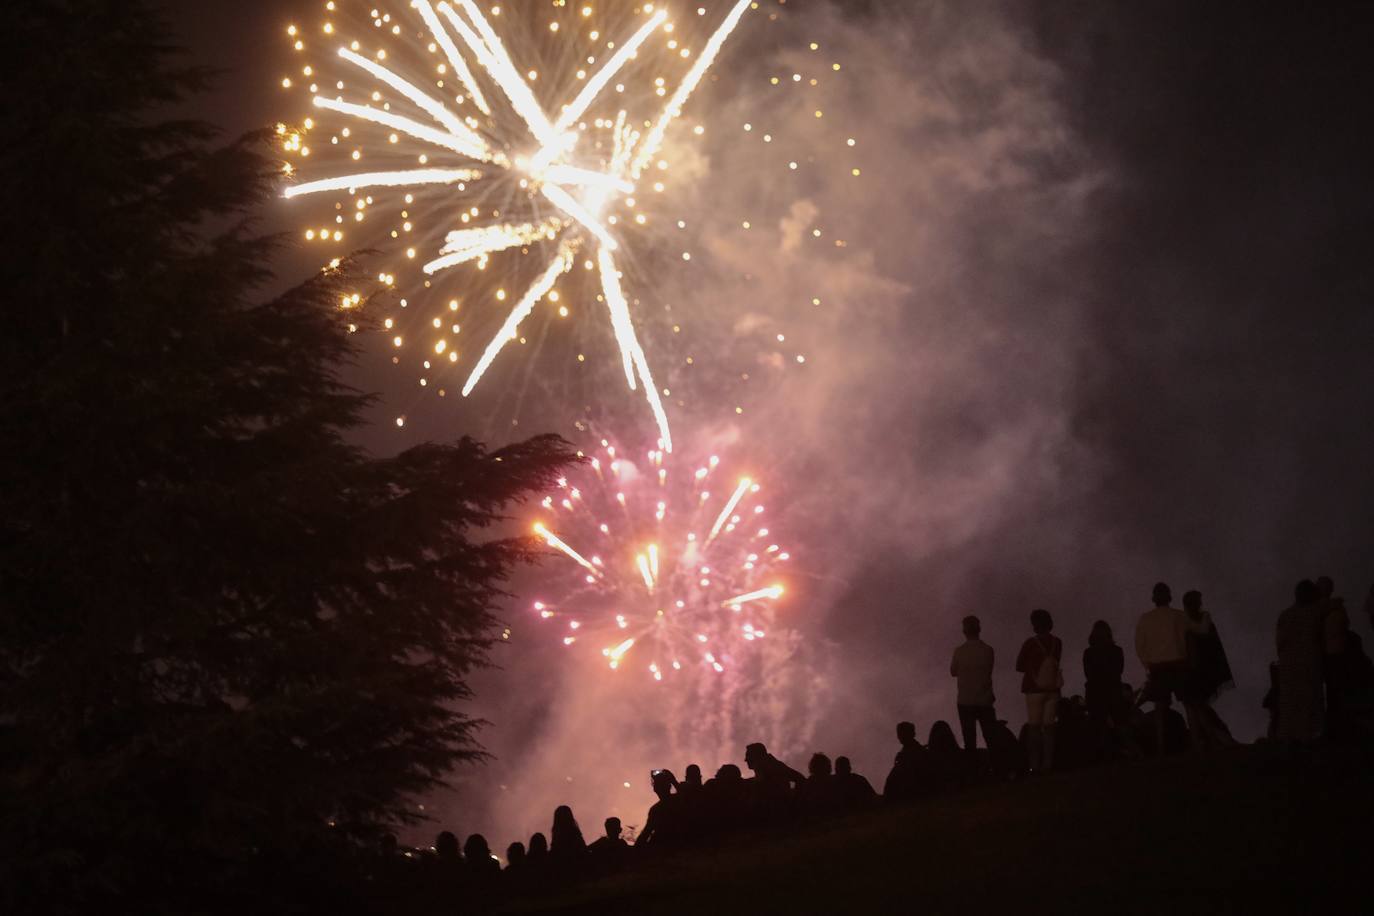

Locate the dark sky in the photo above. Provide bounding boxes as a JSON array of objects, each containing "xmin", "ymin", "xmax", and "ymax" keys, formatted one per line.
[{"xmin": 170, "ymin": 0, "xmax": 1374, "ymax": 840}]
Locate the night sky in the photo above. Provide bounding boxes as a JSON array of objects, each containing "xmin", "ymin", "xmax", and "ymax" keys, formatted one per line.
[{"xmin": 172, "ymin": 0, "xmax": 1374, "ymax": 840}]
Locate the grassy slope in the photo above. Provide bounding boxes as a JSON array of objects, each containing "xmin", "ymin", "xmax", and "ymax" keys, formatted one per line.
[{"xmin": 498, "ymin": 745, "xmax": 1371, "ymax": 915}]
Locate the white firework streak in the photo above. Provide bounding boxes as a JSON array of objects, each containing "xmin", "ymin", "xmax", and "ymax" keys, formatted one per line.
[
  {"xmin": 284, "ymin": 2, "xmax": 757, "ymax": 451},
  {"xmin": 707, "ymin": 477, "xmax": 753, "ymax": 546},
  {"xmin": 283, "ymin": 168, "xmax": 483, "ymax": 199},
  {"xmin": 633, "ymin": 0, "xmax": 754, "ymax": 179},
  {"xmin": 412, "ymin": 0, "xmax": 491, "ymax": 116},
  {"xmin": 461, "ymin": 249, "xmax": 573, "ymax": 397},
  {"xmin": 422, "ymin": 220, "xmax": 563, "ymax": 275}
]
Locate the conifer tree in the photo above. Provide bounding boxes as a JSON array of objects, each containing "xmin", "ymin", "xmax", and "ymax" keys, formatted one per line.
[{"xmin": 1, "ymin": 3, "xmax": 574, "ymax": 909}]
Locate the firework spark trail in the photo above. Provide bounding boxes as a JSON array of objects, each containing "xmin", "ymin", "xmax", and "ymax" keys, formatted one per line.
[
  {"xmin": 283, "ymin": 168, "xmax": 482, "ymax": 199},
  {"xmin": 598, "ymin": 248, "xmax": 672, "ymax": 452},
  {"xmin": 335, "ymin": 47, "xmax": 486, "ymax": 149},
  {"xmin": 546, "ymin": 9, "xmax": 669, "ymax": 140},
  {"xmin": 413, "ymin": 0, "xmax": 491, "ymax": 115},
  {"xmin": 533, "ymin": 522, "xmax": 601, "ymax": 579},
  {"xmin": 707, "ymin": 477, "xmax": 753, "ymax": 545},
  {"xmin": 633, "ymin": 0, "xmax": 754, "ymax": 179},
  {"xmin": 439, "ymin": 0, "xmax": 560, "ymax": 148},
  {"xmin": 462, "ymin": 251, "xmax": 572, "ymax": 396},
  {"xmin": 723, "ymin": 585, "xmax": 784, "ymax": 608},
  {"xmin": 283, "ymin": 2, "xmax": 764, "ymax": 450},
  {"xmin": 310, "ymin": 97, "xmax": 489, "ymax": 160},
  {"xmin": 422, "ymin": 220, "xmax": 562, "ymax": 275}
]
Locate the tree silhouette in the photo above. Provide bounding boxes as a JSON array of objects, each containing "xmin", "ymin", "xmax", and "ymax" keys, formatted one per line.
[{"xmin": 0, "ymin": 3, "xmax": 575, "ymax": 910}]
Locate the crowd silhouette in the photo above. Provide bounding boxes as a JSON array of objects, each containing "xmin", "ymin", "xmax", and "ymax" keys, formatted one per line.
[{"xmin": 363, "ymin": 577, "xmax": 1374, "ymax": 907}]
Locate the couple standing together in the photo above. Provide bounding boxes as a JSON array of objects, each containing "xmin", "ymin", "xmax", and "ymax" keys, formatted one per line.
[{"xmin": 948, "ymin": 609, "xmax": 1071, "ymax": 773}]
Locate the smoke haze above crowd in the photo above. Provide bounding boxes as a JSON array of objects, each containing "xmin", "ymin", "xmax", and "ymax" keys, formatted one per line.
[{"xmin": 176, "ymin": 0, "xmax": 1374, "ymax": 842}]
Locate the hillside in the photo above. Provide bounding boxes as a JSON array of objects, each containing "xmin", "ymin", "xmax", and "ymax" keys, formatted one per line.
[{"xmin": 498, "ymin": 744, "xmax": 1370, "ymax": 915}]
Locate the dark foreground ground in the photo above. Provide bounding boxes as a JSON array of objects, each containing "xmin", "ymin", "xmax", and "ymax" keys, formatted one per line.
[{"xmin": 497, "ymin": 744, "xmax": 1370, "ymax": 915}]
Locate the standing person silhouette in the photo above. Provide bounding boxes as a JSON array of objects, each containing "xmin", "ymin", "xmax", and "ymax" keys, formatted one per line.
[
  {"xmin": 1135, "ymin": 583, "xmax": 1192, "ymax": 755},
  {"xmin": 1316, "ymin": 576, "xmax": 1353, "ymax": 739},
  {"xmin": 1083, "ymin": 621, "xmax": 1125, "ymax": 727},
  {"xmin": 950, "ymin": 615, "xmax": 996, "ymax": 754},
  {"xmin": 1015, "ymin": 609, "xmax": 1063, "ymax": 773},
  {"xmin": 1277, "ymin": 579, "xmax": 1325, "ymax": 744},
  {"xmin": 1181, "ymin": 590, "xmax": 1237, "ymax": 749}
]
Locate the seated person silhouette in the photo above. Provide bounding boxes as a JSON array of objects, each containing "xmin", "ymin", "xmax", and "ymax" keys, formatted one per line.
[
  {"xmin": 549, "ymin": 805, "xmax": 587, "ymax": 864},
  {"xmin": 702, "ymin": 763, "xmax": 748, "ymax": 834},
  {"xmin": 587, "ymin": 816, "xmax": 631, "ymax": 870},
  {"xmin": 638, "ymin": 769, "xmax": 687, "ymax": 849},
  {"xmin": 504, "ymin": 841, "xmax": 527, "ymax": 872},
  {"xmin": 834, "ymin": 756, "xmax": 877, "ymax": 810},
  {"xmin": 883, "ymin": 721, "xmax": 927, "ymax": 802},
  {"xmin": 798, "ymin": 752, "xmax": 842, "ymax": 817},
  {"xmin": 745, "ymin": 741, "xmax": 805, "ymax": 788},
  {"xmin": 745, "ymin": 741, "xmax": 805, "ymax": 821},
  {"xmin": 926, "ymin": 720, "xmax": 964, "ymax": 791},
  {"xmin": 676, "ymin": 762, "xmax": 707, "ymax": 840},
  {"xmin": 681, "ymin": 763, "xmax": 705, "ymax": 797},
  {"xmin": 526, "ymin": 831, "xmax": 550, "ymax": 876},
  {"xmin": 463, "ymin": 834, "xmax": 501, "ymax": 877},
  {"xmin": 424, "ymin": 829, "xmax": 464, "ymax": 896},
  {"xmin": 434, "ymin": 829, "xmax": 461, "ymax": 865}
]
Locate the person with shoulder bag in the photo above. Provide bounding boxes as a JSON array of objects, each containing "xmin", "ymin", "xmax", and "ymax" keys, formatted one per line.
[{"xmin": 1015, "ymin": 608, "xmax": 1064, "ymax": 773}]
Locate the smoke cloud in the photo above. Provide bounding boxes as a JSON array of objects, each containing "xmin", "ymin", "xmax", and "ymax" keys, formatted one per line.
[{"xmin": 424, "ymin": 0, "xmax": 1109, "ymax": 846}]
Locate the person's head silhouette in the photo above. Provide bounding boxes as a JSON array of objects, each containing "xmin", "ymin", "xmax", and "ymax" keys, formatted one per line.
[
  {"xmin": 896, "ymin": 721, "xmax": 917, "ymax": 746},
  {"xmin": 808, "ymin": 752, "xmax": 832, "ymax": 778},
  {"xmin": 744, "ymin": 742, "xmax": 768, "ymax": 771},
  {"xmin": 684, "ymin": 763, "xmax": 703, "ymax": 788},
  {"xmin": 1089, "ymin": 619, "xmax": 1114, "ymax": 647},
  {"xmin": 435, "ymin": 830, "xmax": 460, "ymax": 861},
  {"xmin": 1183, "ymin": 590, "xmax": 1202, "ymax": 613},
  {"xmin": 650, "ymin": 768, "xmax": 678, "ymax": 800},
  {"xmin": 714, "ymin": 763, "xmax": 742, "ymax": 782},
  {"xmin": 528, "ymin": 832, "xmax": 549, "ymax": 859},
  {"xmin": 1296, "ymin": 579, "xmax": 1319, "ymax": 606},
  {"xmin": 962, "ymin": 615, "xmax": 981, "ymax": 639},
  {"xmin": 1152, "ymin": 582, "xmax": 1172, "ymax": 607},
  {"xmin": 1030, "ymin": 608, "xmax": 1054, "ymax": 634},
  {"xmin": 835, "ymin": 756, "xmax": 854, "ymax": 777},
  {"xmin": 551, "ymin": 805, "xmax": 585, "ymax": 854},
  {"xmin": 928, "ymin": 720, "xmax": 959, "ymax": 753},
  {"xmin": 1316, "ymin": 576, "xmax": 1335, "ymax": 600},
  {"xmin": 463, "ymin": 833, "xmax": 492, "ymax": 864},
  {"xmin": 603, "ymin": 816, "xmax": 622, "ymax": 840},
  {"xmin": 506, "ymin": 841, "xmax": 527, "ymax": 868},
  {"xmin": 379, "ymin": 833, "xmax": 398, "ymax": 857}
]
